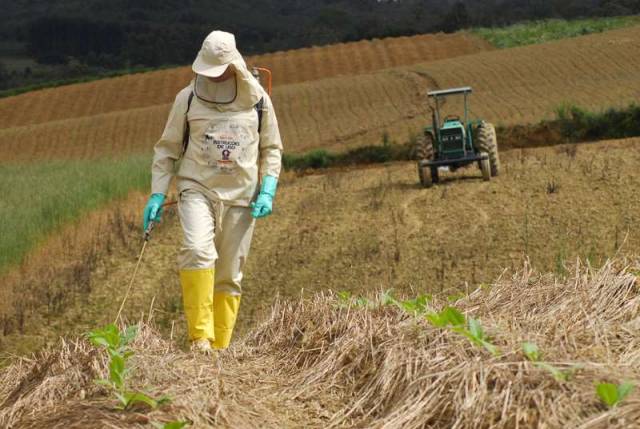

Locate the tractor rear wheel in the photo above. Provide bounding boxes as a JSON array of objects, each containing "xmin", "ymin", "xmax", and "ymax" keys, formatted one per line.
[
  {"xmin": 415, "ymin": 133, "xmax": 435, "ymax": 188},
  {"xmin": 475, "ymin": 122, "xmax": 500, "ymax": 177},
  {"xmin": 479, "ymin": 154, "xmax": 491, "ymax": 181}
]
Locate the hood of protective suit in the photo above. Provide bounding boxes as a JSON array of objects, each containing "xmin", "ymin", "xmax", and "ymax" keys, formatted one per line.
[{"xmin": 191, "ymin": 31, "xmax": 263, "ymax": 111}]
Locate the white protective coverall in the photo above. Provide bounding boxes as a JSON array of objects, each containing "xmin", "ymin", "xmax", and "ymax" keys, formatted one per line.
[{"xmin": 151, "ymin": 31, "xmax": 283, "ymax": 349}]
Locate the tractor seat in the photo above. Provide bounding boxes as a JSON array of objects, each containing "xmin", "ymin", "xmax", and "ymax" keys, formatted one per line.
[{"xmin": 444, "ymin": 114, "xmax": 461, "ymax": 123}]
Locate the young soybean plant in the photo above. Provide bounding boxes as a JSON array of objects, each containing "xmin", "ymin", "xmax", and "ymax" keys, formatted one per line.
[
  {"xmin": 426, "ymin": 307, "xmax": 499, "ymax": 356},
  {"xmin": 522, "ymin": 342, "xmax": 576, "ymax": 382},
  {"xmin": 87, "ymin": 324, "xmax": 171, "ymax": 410},
  {"xmin": 335, "ymin": 291, "xmax": 373, "ymax": 309},
  {"xmin": 152, "ymin": 421, "xmax": 191, "ymax": 429},
  {"xmin": 596, "ymin": 381, "xmax": 635, "ymax": 408},
  {"xmin": 377, "ymin": 289, "xmax": 433, "ymax": 316}
]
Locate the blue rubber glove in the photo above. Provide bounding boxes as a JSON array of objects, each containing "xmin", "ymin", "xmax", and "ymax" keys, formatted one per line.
[
  {"xmin": 143, "ymin": 193, "xmax": 165, "ymax": 231},
  {"xmin": 251, "ymin": 175, "xmax": 278, "ymax": 218}
]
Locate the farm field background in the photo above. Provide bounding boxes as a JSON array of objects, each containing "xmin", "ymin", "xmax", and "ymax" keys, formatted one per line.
[
  {"xmin": 2, "ymin": 18, "xmax": 640, "ymax": 427},
  {"xmin": 1, "ymin": 26, "xmax": 640, "ymax": 162},
  {"xmin": 0, "ymin": 32, "xmax": 493, "ymax": 128}
]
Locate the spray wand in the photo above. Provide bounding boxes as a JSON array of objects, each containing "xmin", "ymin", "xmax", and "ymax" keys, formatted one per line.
[{"xmin": 113, "ymin": 220, "xmax": 156, "ymax": 323}]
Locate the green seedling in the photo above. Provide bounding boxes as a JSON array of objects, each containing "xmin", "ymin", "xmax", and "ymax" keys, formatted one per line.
[
  {"xmin": 88, "ymin": 324, "xmax": 138, "ymax": 355},
  {"xmin": 379, "ymin": 289, "xmax": 398, "ymax": 306},
  {"xmin": 338, "ymin": 290, "xmax": 432, "ymax": 315},
  {"xmin": 114, "ymin": 391, "xmax": 171, "ymax": 411},
  {"xmin": 426, "ymin": 306, "xmax": 466, "ymax": 328},
  {"xmin": 536, "ymin": 362, "xmax": 575, "ymax": 382},
  {"xmin": 462, "ymin": 317, "xmax": 499, "ymax": 356},
  {"xmin": 522, "ymin": 342, "xmax": 576, "ymax": 382},
  {"xmin": 447, "ymin": 293, "xmax": 465, "ymax": 303},
  {"xmin": 336, "ymin": 291, "xmax": 352, "ymax": 304},
  {"xmin": 335, "ymin": 291, "xmax": 373, "ymax": 309},
  {"xmin": 596, "ymin": 381, "xmax": 635, "ymax": 408},
  {"xmin": 522, "ymin": 342, "xmax": 541, "ymax": 362},
  {"xmin": 426, "ymin": 307, "xmax": 499, "ymax": 356},
  {"xmin": 378, "ymin": 290, "xmax": 433, "ymax": 316},
  {"xmin": 89, "ymin": 324, "xmax": 137, "ymax": 390},
  {"xmin": 152, "ymin": 421, "xmax": 191, "ymax": 429},
  {"xmin": 354, "ymin": 296, "xmax": 372, "ymax": 308},
  {"xmin": 87, "ymin": 324, "xmax": 172, "ymax": 411},
  {"xmin": 397, "ymin": 295, "xmax": 432, "ymax": 316}
]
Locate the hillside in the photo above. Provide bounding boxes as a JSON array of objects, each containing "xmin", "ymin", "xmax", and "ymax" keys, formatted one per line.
[
  {"xmin": 1, "ymin": 26, "xmax": 640, "ymax": 162},
  {"xmin": 0, "ymin": 32, "xmax": 491, "ymax": 129}
]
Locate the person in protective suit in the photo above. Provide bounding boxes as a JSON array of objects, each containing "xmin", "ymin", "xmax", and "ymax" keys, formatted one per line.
[{"xmin": 143, "ymin": 30, "xmax": 283, "ymax": 353}]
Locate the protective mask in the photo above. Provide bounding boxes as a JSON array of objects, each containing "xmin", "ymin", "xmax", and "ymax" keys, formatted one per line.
[{"xmin": 194, "ymin": 74, "xmax": 237, "ymax": 104}]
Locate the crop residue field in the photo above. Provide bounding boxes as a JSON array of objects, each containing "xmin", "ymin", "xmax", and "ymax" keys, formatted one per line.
[
  {"xmin": 7, "ymin": 137, "xmax": 640, "ymax": 349},
  {"xmin": 3, "ymin": 138, "xmax": 640, "ymax": 428}
]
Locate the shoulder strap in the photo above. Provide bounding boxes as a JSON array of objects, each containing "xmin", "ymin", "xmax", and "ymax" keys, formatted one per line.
[
  {"xmin": 255, "ymin": 97, "xmax": 264, "ymax": 134},
  {"xmin": 181, "ymin": 91, "xmax": 195, "ymax": 156}
]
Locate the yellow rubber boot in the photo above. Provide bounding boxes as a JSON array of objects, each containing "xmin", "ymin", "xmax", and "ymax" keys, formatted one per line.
[
  {"xmin": 212, "ymin": 292, "xmax": 241, "ymax": 349},
  {"xmin": 180, "ymin": 269, "xmax": 215, "ymax": 343}
]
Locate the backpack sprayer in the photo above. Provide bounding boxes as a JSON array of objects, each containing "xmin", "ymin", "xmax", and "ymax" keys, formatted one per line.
[
  {"xmin": 114, "ymin": 67, "xmax": 273, "ymax": 324},
  {"xmin": 252, "ymin": 67, "xmax": 272, "ymax": 95}
]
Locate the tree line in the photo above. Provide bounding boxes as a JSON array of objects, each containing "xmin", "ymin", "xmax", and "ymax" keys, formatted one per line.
[{"xmin": 0, "ymin": 0, "xmax": 638, "ymax": 91}]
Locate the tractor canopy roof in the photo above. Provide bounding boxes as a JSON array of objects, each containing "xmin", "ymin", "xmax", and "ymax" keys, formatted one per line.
[{"xmin": 428, "ymin": 87, "xmax": 473, "ymax": 98}]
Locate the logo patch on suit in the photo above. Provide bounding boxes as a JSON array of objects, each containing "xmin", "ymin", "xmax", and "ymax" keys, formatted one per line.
[{"xmin": 203, "ymin": 120, "xmax": 251, "ymax": 174}]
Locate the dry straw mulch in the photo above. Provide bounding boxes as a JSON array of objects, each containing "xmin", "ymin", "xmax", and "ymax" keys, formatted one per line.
[{"xmin": 1, "ymin": 260, "xmax": 640, "ymax": 428}]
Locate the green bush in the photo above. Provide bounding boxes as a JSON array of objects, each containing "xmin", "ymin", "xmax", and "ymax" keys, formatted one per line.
[
  {"xmin": 337, "ymin": 145, "xmax": 394, "ymax": 165},
  {"xmin": 555, "ymin": 103, "xmax": 640, "ymax": 141},
  {"xmin": 473, "ymin": 16, "xmax": 640, "ymax": 49},
  {"xmin": 283, "ymin": 149, "xmax": 336, "ymax": 170},
  {"xmin": 283, "ymin": 140, "xmax": 414, "ymax": 172},
  {"xmin": 0, "ymin": 157, "xmax": 150, "ymax": 274}
]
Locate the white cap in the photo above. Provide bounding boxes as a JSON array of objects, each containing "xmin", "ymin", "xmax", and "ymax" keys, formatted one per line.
[{"xmin": 192, "ymin": 31, "xmax": 241, "ymax": 77}]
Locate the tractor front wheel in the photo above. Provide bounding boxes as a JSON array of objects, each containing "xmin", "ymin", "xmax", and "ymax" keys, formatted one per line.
[
  {"xmin": 475, "ymin": 122, "xmax": 500, "ymax": 177},
  {"xmin": 431, "ymin": 166, "xmax": 440, "ymax": 184},
  {"xmin": 418, "ymin": 164, "xmax": 432, "ymax": 187},
  {"xmin": 415, "ymin": 133, "xmax": 435, "ymax": 188}
]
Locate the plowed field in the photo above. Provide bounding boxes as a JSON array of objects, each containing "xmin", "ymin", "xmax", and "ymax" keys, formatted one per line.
[
  {"xmin": 250, "ymin": 32, "xmax": 492, "ymax": 88},
  {"xmin": 1, "ymin": 26, "xmax": 639, "ymax": 162},
  {"xmin": 0, "ymin": 33, "xmax": 491, "ymax": 129}
]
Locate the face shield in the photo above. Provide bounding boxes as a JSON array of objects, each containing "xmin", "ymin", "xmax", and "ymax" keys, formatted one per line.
[{"xmin": 194, "ymin": 68, "xmax": 238, "ymax": 104}]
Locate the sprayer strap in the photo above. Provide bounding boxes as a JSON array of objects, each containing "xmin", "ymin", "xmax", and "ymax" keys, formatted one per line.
[
  {"xmin": 256, "ymin": 97, "xmax": 264, "ymax": 134},
  {"xmin": 181, "ymin": 91, "xmax": 195, "ymax": 156}
]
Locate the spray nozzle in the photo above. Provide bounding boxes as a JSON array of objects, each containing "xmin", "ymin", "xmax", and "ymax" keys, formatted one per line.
[{"xmin": 144, "ymin": 221, "xmax": 155, "ymax": 242}]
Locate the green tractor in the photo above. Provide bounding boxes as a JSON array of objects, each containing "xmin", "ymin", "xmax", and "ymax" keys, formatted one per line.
[{"xmin": 415, "ymin": 87, "xmax": 500, "ymax": 187}]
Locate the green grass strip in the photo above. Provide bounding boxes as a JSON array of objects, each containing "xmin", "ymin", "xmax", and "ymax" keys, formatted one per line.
[
  {"xmin": 0, "ymin": 156, "xmax": 150, "ymax": 274},
  {"xmin": 472, "ymin": 16, "xmax": 640, "ymax": 49},
  {"xmin": 283, "ymin": 142, "xmax": 413, "ymax": 171}
]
